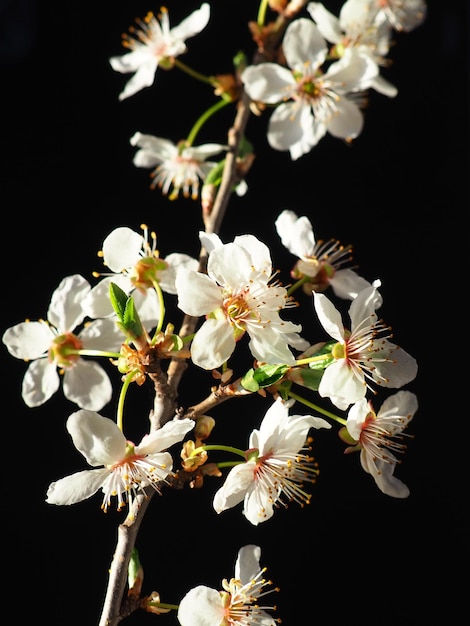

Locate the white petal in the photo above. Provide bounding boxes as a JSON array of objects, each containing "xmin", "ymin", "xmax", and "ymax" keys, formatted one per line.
[
  {"xmin": 242, "ymin": 63, "xmax": 295, "ymax": 103},
  {"xmin": 213, "ymin": 463, "xmax": 255, "ymax": 513},
  {"xmin": 183, "ymin": 143, "xmax": 227, "ymax": 160},
  {"xmin": 275, "ymin": 210, "xmax": 315, "ymax": 258},
  {"xmin": 330, "ymin": 269, "xmax": 374, "ymax": 301},
  {"xmin": 190, "ymin": 318, "xmax": 235, "ymax": 370},
  {"xmin": 170, "ymin": 3, "xmax": 211, "ymax": 41},
  {"xmin": 46, "ymin": 468, "xmax": 110, "ymax": 505},
  {"xmin": 79, "ymin": 317, "xmax": 123, "ymax": 352},
  {"xmin": 324, "ymin": 96, "xmax": 364, "ymax": 140},
  {"xmin": 235, "ymin": 545, "xmax": 262, "ymax": 583},
  {"xmin": 66, "ymin": 410, "xmax": 126, "ymax": 466},
  {"xmin": 243, "ymin": 481, "xmax": 275, "ymax": 525},
  {"xmin": 2, "ymin": 321, "xmax": 54, "ymax": 359},
  {"xmin": 136, "ymin": 418, "xmax": 194, "ymax": 455},
  {"xmin": 373, "ymin": 345, "xmax": 418, "ymax": 389},
  {"xmin": 47, "ymin": 274, "xmax": 90, "ymax": 332},
  {"xmin": 348, "ymin": 283, "xmax": 381, "ymax": 324},
  {"xmin": 130, "ymin": 132, "xmax": 177, "ymax": 159},
  {"xmin": 346, "ymin": 398, "xmax": 370, "ymax": 441},
  {"xmin": 232, "ymin": 234, "xmax": 273, "ymax": 275},
  {"xmin": 81, "ymin": 275, "xmax": 132, "ymax": 319},
  {"xmin": 176, "ymin": 271, "xmax": 222, "ymax": 317},
  {"xmin": 362, "ymin": 454, "xmax": 409, "ymax": 498},
  {"xmin": 177, "ymin": 585, "xmax": 224, "ymax": 626},
  {"xmin": 117, "ymin": 60, "xmax": 159, "ymax": 101},
  {"xmin": 109, "ymin": 48, "xmax": 152, "ymax": 74},
  {"xmin": 131, "ymin": 289, "xmax": 161, "ymax": 329},
  {"xmin": 313, "ymin": 292, "xmax": 345, "ymax": 341},
  {"xmin": 248, "ymin": 325, "xmax": 297, "ymax": 365},
  {"xmin": 283, "ymin": 18, "xmax": 327, "ymax": 70},
  {"xmin": 63, "ymin": 360, "xmax": 113, "ymax": 411},
  {"xmin": 307, "ymin": 2, "xmax": 342, "ymax": 43},
  {"xmin": 102, "ymin": 227, "xmax": 143, "ymax": 273},
  {"xmin": 159, "ymin": 253, "xmax": 199, "ymax": 295},
  {"xmin": 207, "ymin": 242, "xmax": 253, "ymax": 286},
  {"xmin": 377, "ymin": 391, "xmax": 418, "ymax": 425},
  {"xmin": 319, "ymin": 359, "xmax": 365, "ymax": 409},
  {"xmin": 22, "ymin": 359, "xmax": 60, "ymax": 407}
]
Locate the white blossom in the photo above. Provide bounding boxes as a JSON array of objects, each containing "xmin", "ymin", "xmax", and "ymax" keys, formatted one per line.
[
  {"xmin": 2, "ymin": 275, "xmax": 122, "ymax": 410},
  {"xmin": 109, "ymin": 4, "xmax": 210, "ymax": 100},
  {"xmin": 46, "ymin": 410, "xmax": 194, "ymax": 511}
]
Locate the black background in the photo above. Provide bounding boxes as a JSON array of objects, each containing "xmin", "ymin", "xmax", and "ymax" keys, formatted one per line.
[{"xmin": 1, "ymin": 1, "xmax": 468, "ymax": 624}]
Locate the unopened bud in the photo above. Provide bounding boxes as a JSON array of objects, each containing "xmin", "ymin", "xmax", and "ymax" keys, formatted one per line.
[{"xmin": 195, "ymin": 415, "xmax": 216, "ymax": 441}]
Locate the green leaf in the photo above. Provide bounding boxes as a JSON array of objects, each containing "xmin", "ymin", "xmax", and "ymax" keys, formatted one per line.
[
  {"xmin": 307, "ymin": 340, "xmax": 336, "ymax": 370},
  {"xmin": 297, "ymin": 368, "xmax": 323, "ymax": 391},
  {"xmin": 109, "ymin": 282, "xmax": 145, "ymax": 341},
  {"xmin": 241, "ymin": 363, "xmax": 289, "ymax": 392},
  {"xmin": 109, "ymin": 282, "xmax": 128, "ymax": 321}
]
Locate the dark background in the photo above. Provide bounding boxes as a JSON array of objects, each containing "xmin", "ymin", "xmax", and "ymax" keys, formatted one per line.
[{"xmin": 1, "ymin": 1, "xmax": 468, "ymax": 624}]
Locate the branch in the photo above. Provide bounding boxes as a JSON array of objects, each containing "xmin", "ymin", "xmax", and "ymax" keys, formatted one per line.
[{"xmin": 98, "ymin": 492, "xmax": 153, "ymax": 626}]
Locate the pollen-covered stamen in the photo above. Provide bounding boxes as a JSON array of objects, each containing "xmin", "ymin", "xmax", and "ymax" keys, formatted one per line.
[
  {"xmin": 341, "ymin": 315, "xmax": 400, "ymax": 391},
  {"xmin": 150, "ymin": 157, "xmax": 206, "ymax": 200},
  {"xmin": 313, "ymin": 238, "xmax": 354, "ymax": 270},
  {"xmin": 48, "ymin": 332, "xmax": 83, "ymax": 368},
  {"xmin": 222, "ymin": 289, "xmax": 260, "ymax": 336},
  {"xmin": 254, "ymin": 440, "xmax": 320, "ymax": 512},
  {"xmin": 120, "ymin": 9, "xmax": 171, "ymax": 56},
  {"xmin": 221, "ymin": 568, "xmax": 280, "ymax": 626},
  {"xmin": 360, "ymin": 411, "xmax": 414, "ymax": 463},
  {"xmin": 101, "ymin": 444, "xmax": 169, "ymax": 512}
]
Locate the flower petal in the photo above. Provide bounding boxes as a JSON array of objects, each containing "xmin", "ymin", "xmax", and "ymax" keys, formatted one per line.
[
  {"xmin": 190, "ymin": 318, "xmax": 235, "ymax": 370},
  {"xmin": 2, "ymin": 321, "xmax": 54, "ymax": 359},
  {"xmin": 213, "ymin": 463, "xmax": 255, "ymax": 513},
  {"xmin": 102, "ymin": 227, "xmax": 143, "ymax": 273},
  {"xmin": 46, "ymin": 468, "xmax": 110, "ymax": 505},
  {"xmin": 63, "ymin": 360, "xmax": 113, "ymax": 412},
  {"xmin": 66, "ymin": 410, "xmax": 126, "ymax": 466},
  {"xmin": 136, "ymin": 418, "xmax": 194, "ymax": 455},
  {"xmin": 22, "ymin": 359, "xmax": 60, "ymax": 407},
  {"xmin": 177, "ymin": 585, "xmax": 224, "ymax": 626},
  {"xmin": 47, "ymin": 274, "xmax": 90, "ymax": 332}
]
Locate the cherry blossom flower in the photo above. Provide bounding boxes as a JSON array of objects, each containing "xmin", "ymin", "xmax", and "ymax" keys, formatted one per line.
[
  {"xmin": 109, "ymin": 4, "xmax": 210, "ymax": 101},
  {"xmin": 213, "ymin": 398, "xmax": 331, "ymax": 525},
  {"xmin": 46, "ymin": 410, "xmax": 194, "ymax": 511},
  {"xmin": 342, "ymin": 390, "xmax": 418, "ymax": 497},
  {"xmin": 82, "ymin": 224, "xmax": 198, "ymax": 321},
  {"xmin": 368, "ymin": 0, "xmax": 427, "ymax": 32},
  {"xmin": 313, "ymin": 282, "xmax": 418, "ymax": 410},
  {"xmin": 275, "ymin": 209, "xmax": 377, "ymax": 300},
  {"xmin": 241, "ymin": 17, "xmax": 378, "ymax": 159},
  {"xmin": 307, "ymin": 1, "xmax": 398, "ymax": 97},
  {"xmin": 2, "ymin": 274, "xmax": 122, "ymax": 410},
  {"xmin": 130, "ymin": 133, "xmax": 228, "ymax": 201},
  {"xmin": 175, "ymin": 234, "xmax": 307, "ymax": 370},
  {"xmin": 178, "ymin": 545, "xmax": 278, "ymax": 626}
]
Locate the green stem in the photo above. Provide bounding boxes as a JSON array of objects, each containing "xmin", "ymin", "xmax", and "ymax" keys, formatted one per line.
[
  {"xmin": 257, "ymin": 0, "xmax": 269, "ymax": 26},
  {"xmin": 151, "ymin": 280, "xmax": 165, "ymax": 338},
  {"xmin": 174, "ymin": 58, "xmax": 214, "ymax": 85},
  {"xmin": 148, "ymin": 602, "xmax": 179, "ymax": 611},
  {"xmin": 287, "ymin": 275, "xmax": 310, "ymax": 296},
  {"xmin": 186, "ymin": 99, "xmax": 231, "ymax": 146},
  {"xmin": 217, "ymin": 460, "xmax": 243, "ymax": 469},
  {"xmin": 76, "ymin": 349, "xmax": 121, "ymax": 358},
  {"xmin": 287, "ymin": 390, "xmax": 347, "ymax": 426},
  {"xmin": 116, "ymin": 370, "xmax": 139, "ymax": 431},
  {"xmin": 191, "ymin": 444, "xmax": 247, "ymax": 458},
  {"xmin": 295, "ymin": 354, "xmax": 331, "ymax": 366}
]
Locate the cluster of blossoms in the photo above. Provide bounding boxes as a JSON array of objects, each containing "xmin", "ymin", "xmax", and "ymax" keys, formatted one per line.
[{"xmin": 3, "ymin": 1, "xmax": 425, "ymax": 624}]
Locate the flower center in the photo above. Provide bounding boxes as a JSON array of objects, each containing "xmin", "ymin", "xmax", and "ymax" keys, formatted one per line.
[{"xmin": 48, "ymin": 332, "xmax": 83, "ymax": 368}]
